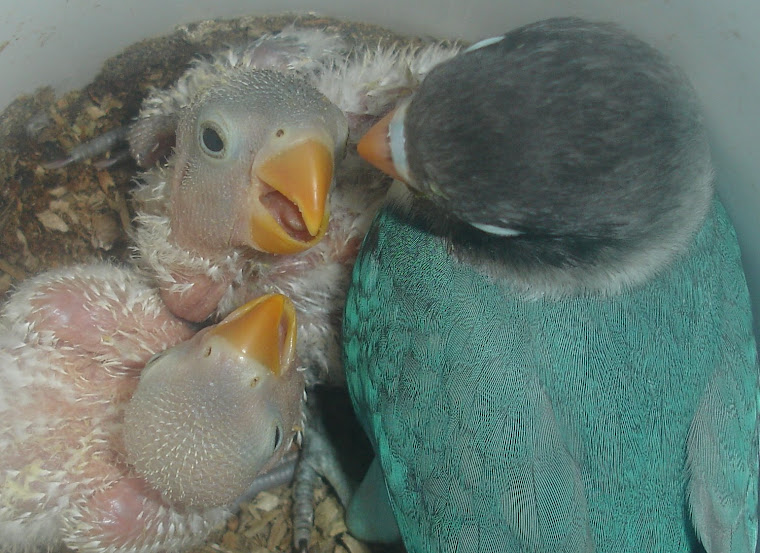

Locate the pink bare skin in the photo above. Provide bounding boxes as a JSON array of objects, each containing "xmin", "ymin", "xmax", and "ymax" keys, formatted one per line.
[
  {"xmin": 159, "ymin": 269, "xmax": 232, "ymax": 323},
  {"xmin": 0, "ymin": 263, "xmax": 304, "ymax": 553}
]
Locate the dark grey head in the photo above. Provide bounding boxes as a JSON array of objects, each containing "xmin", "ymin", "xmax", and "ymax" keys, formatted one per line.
[{"xmin": 361, "ymin": 17, "xmax": 714, "ymax": 294}]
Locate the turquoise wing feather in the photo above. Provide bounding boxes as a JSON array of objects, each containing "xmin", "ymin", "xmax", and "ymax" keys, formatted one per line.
[
  {"xmin": 687, "ymin": 344, "xmax": 759, "ymax": 552},
  {"xmin": 343, "ymin": 198, "xmax": 758, "ymax": 553}
]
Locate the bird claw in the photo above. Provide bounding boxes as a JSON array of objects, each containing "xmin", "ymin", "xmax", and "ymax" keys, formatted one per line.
[
  {"xmin": 239, "ymin": 450, "xmax": 300, "ymax": 503},
  {"xmin": 238, "ymin": 390, "xmax": 359, "ymax": 552},
  {"xmin": 42, "ymin": 109, "xmax": 179, "ymax": 171},
  {"xmin": 296, "ymin": 538, "xmax": 310, "ymax": 553},
  {"xmin": 42, "ymin": 125, "xmax": 130, "ymax": 169},
  {"xmin": 292, "ymin": 388, "xmax": 359, "ymax": 551},
  {"xmin": 293, "ymin": 454, "xmax": 319, "ymax": 550},
  {"xmin": 92, "ymin": 148, "xmax": 132, "ymax": 169}
]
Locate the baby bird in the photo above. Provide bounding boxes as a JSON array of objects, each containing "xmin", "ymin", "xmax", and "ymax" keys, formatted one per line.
[
  {"xmin": 130, "ymin": 28, "xmax": 351, "ymax": 324},
  {"xmin": 0, "ymin": 263, "xmax": 304, "ymax": 553},
  {"xmin": 127, "ymin": 26, "xmax": 461, "ymax": 384},
  {"xmin": 345, "ymin": 17, "xmax": 758, "ymax": 552}
]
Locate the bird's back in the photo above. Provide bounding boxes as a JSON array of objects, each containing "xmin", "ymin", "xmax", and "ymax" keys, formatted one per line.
[{"xmin": 343, "ymin": 197, "xmax": 758, "ymax": 552}]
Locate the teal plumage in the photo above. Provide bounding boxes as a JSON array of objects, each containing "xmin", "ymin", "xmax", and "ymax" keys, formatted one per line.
[
  {"xmin": 345, "ymin": 17, "xmax": 759, "ymax": 552},
  {"xmin": 343, "ymin": 193, "xmax": 758, "ymax": 552}
]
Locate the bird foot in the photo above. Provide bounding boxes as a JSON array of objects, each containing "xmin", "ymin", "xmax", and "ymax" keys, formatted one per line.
[
  {"xmin": 239, "ymin": 450, "xmax": 300, "ymax": 502},
  {"xmin": 291, "ymin": 386, "xmax": 367, "ymax": 552},
  {"xmin": 240, "ymin": 389, "xmax": 359, "ymax": 552},
  {"xmin": 42, "ymin": 125, "xmax": 130, "ymax": 169}
]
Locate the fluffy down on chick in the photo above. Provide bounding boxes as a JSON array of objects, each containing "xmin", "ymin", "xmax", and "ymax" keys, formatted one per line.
[
  {"xmin": 0, "ymin": 263, "xmax": 303, "ymax": 553},
  {"xmin": 128, "ymin": 26, "xmax": 461, "ymax": 385}
]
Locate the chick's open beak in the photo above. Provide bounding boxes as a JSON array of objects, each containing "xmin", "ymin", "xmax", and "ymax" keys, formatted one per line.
[
  {"xmin": 209, "ymin": 293, "xmax": 297, "ymax": 376},
  {"xmin": 252, "ymin": 136, "xmax": 333, "ymax": 254},
  {"xmin": 357, "ymin": 108, "xmax": 406, "ymax": 183}
]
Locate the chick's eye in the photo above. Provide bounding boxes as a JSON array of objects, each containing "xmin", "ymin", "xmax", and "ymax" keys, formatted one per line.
[
  {"xmin": 273, "ymin": 426, "xmax": 282, "ymax": 452},
  {"xmin": 200, "ymin": 123, "xmax": 225, "ymax": 157}
]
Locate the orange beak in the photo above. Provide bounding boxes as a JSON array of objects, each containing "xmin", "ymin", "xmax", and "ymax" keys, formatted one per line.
[
  {"xmin": 209, "ymin": 293, "xmax": 297, "ymax": 376},
  {"xmin": 251, "ymin": 138, "xmax": 333, "ymax": 254},
  {"xmin": 357, "ymin": 108, "xmax": 406, "ymax": 183}
]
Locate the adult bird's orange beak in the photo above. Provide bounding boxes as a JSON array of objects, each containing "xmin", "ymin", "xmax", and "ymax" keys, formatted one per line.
[
  {"xmin": 357, "ymin": 108, "xmax": 406, "ymax": 183},
  {"xmin": 251, "ymin": 131, "xmax": 334, "ymax": 255},
  {"xmin": 208, "ymin": 293, "xmax": 297, "ymax": 376}
]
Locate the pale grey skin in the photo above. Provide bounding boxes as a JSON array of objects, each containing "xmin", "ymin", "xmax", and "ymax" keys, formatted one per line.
[
  {"xmin": 135, "ymin": 67, "xmax": 351, "ymax": 324},
  {"xmin": 123, "ymin": 293, "xmax": 304, "ymax": 511},
  {"xmin": 0, "ymin": 263, "xmax": 303, "ymax": 553}
]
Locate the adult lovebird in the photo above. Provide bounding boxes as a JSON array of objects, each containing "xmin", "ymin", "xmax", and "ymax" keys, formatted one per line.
[{"xmin": 344, "ymin": 17, "xmax": 759, "ymax": 553}]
